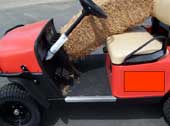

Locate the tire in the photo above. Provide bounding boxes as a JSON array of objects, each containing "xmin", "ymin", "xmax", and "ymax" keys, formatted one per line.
[
  {"xmin": 163, "ymin": 97, "xmax": 170, "ymax": 125},
  {"xmin": 0, "ymin": 84, "xmax": 41, "ymax": 126}
]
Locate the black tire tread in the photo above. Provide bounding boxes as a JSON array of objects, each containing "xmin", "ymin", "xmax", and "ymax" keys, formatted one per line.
[
  {"xmin": 0, "ymin": 84, "xmax": 40, "ymax": 126},
  {"xmin": 0, "ymin": 84, "xmax": 30, "ymax": 105},
  {"xmin": 163, "ymin": 97, "xmax": 170, "ymax": 125}
]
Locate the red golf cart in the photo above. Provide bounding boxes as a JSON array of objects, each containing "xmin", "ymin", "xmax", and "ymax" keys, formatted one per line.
[{"xmin": 0, "ymin": 0, "xmax": 170, "ymax": 126}]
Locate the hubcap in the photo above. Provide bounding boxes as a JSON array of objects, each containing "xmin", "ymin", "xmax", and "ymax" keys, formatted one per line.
[
  {"xmin": 0, "ymin": 102, "xmax": 31, "ymax": 125},
  {"xmin": 13, "ymin": 109, "xmax": 20, "ymax": 116}
]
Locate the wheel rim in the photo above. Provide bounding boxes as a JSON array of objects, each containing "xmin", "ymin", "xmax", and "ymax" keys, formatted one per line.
[{"xmin": 1, "ymin": 101, "xmax": 32, "ymax": 125}]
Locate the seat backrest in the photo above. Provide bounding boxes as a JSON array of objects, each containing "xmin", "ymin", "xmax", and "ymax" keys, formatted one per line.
[{"xmin": 153, "ymin": 0, "xmax": 170, "ymax": 25}]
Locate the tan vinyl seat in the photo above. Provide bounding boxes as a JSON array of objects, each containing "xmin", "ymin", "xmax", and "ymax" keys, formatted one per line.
[
  {"xmin": 107, "ymin": 0, "xmax": 170, "ymax": 65},
  {"xmin": 107, "ymin": 27, "xmax": 162, "ymax": 64}
]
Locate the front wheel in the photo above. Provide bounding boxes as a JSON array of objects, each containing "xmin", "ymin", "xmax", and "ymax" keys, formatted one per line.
[{"xmin": 0, "ymin": 84, "xmax": 41, "ymax": 126}]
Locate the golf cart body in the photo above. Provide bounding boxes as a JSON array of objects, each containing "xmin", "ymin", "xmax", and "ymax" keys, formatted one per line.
[
  {"xmin": 1, "ymin": 18, "xmax": 169, "ymax": 101},
  {"xmin": 0, "ymin": 0, "xmax": 169, "ymax": 102},
  {"xmin": 1, "ymin": 0, "xmax": 170, "ymax": 126}
]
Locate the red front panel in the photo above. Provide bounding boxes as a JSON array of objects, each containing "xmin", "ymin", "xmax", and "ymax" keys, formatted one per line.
[
  {"xmin": 106, "ymin": 52, "xmax": 170, "ymax": 98},
  {"xmin": 0, "ymin": 20, "xmax": 49, "ymax": 73}
]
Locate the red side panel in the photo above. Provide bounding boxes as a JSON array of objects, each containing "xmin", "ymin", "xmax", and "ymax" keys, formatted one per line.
[
  {"xmin": 106, "ymin": 51, "xmax": 170, "ymax": 98},
  {"xmin": 0, "ymin": 20, "xmax": 48, "ymax": 73}
]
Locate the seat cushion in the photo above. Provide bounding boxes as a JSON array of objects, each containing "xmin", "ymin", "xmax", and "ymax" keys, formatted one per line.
[{"xmin": 107, "ymin": 27, "xmax": 162, "ymax": 64}]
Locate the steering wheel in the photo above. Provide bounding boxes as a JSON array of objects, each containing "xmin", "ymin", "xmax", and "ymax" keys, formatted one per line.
[{"xmin": 79, "ymin": 0, "xmax": 107, "ymax": 18}]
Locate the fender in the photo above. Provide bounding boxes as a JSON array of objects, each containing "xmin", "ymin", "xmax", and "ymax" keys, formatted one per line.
[{"xmin": 8, "ymin": 77, "xmax": 50, "ymax": 109}]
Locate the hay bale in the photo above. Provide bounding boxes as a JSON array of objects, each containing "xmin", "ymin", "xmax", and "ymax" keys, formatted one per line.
[{"xmin": 61, "ymin": 0, "xmax": 153, "ymax": 60}]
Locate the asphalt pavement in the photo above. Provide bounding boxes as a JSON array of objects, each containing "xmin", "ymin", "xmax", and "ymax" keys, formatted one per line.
[
  {"xmin": 0, "ymin": 1, "xmax": 169, "ymax": 126},
  {"xmin": 0, "ymin": 0, "xmax": 75, "ymax": 10}
]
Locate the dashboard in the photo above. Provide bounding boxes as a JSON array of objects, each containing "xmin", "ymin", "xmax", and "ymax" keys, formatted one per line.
[{"xmin": 35, "ymin": 20, "xmax": 61, "ymax": 61}]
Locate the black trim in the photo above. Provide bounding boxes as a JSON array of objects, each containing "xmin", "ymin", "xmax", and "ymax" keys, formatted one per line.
[
  {"xmin": 34, "ymin": 19, "xmax": 63, "ymax": 96},
  {"xmin": 103, "ymin": 46, "xmax": 108, "ymax": 53},
  {"xmin": 168, "ymin": 27, "xmax": 170, "ymax": 42},
  {"xmin": 116, "ymin": 96, "xmax": 162, "ymax": 103},
  {"xmin": 0, "ymin": 72, "xmax": 22, "ymax": 77},
  {"xmin": 151, "ymin": 17, "xmax": 160, "ymax": 35},
  {"xmin": 124, "ymin": 50, "xmax": 165, "ymax": 65},
  {"xmin": 4, "ymin": 25, "xmax": 24, "ymax": 36},
  {"xmin": 0, "ymin": 72, "xmax": 42, "ymax": 81}
]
